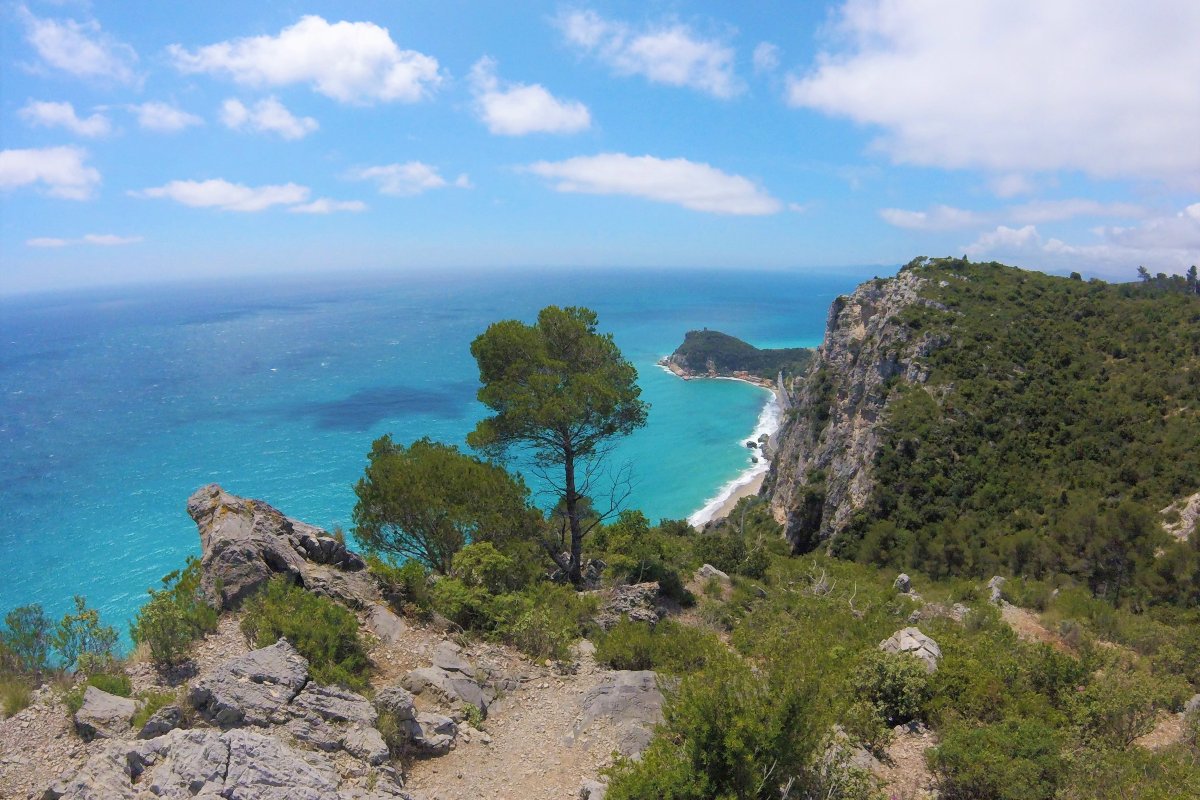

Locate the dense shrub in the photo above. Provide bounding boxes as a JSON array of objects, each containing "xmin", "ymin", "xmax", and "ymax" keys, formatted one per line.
[
  {"xmin": 240, "ymin": 577, "xmax": 371, "ymax": 690},
  {"xmin": 594, "ymin": 619, "xmax": 722, "ymax": 674},
  {"xmin": 593, "ymin": 511, "xmax": 690, "ymax": 603},
  {"xmin": 851, "ymin": 649, "xmax": 932, "ymax": 726},
  {"xmin": 605, "ymin": 655, "xmax": 823, "ymax": 800},
  {"xmin": 130, "ymin": 557, "xmax": 218, "ymax": 666},
  {"xmin": 930, "ymin": 717, "xmax": 1065, "ymax": 800}
]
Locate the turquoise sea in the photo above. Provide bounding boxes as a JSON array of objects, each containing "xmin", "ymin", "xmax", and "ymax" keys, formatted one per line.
[{"xmin": 0, "ymin": 267, "xmax": 870, "ymax": 637}]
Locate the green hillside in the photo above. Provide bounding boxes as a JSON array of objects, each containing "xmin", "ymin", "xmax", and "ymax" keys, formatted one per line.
[{"xmin": 838, "ymin": 258, "xmax": 1200, "ymax": 606}]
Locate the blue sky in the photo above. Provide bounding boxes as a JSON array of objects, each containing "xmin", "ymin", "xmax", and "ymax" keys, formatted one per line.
[{"xmin": 2, "ymin": 0, "xmax": 1197, "ymax": 295}]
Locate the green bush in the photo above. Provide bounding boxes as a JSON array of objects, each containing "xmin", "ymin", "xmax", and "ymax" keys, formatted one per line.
[
  {"xmin": 368, "ymin": 555, "xmax": 431, "ymax": 615},
  {"xmin": 240, "ymin": 577, "xmax": 371, "ymax": 690},
  {"xmin": 851, "ymin": 649, "xmax": 931, "ymax": 726},
  {"xmin": 2, "ymin": 604, "xmax": 51, "ymax": 674},
  {"xmin": 596, "ymin": 511, "xmax": 691, "ymax": 603},
  {"xmin": 1, "ymin": 675, "xmax": 32, "ymax": 718},
  {"xmin": 929, "ymin": 718, "xmax": 1065, "ymax": 800},
  {"xmin": 130, "ymin": 557, "xmax": 218, "ymax": 666},
  {"xmin": 1072, "ymin": 665, "xmax": 1160, "ymax": 747},
  {"xmin": 451, "ymin": 542, "xmax": 523, "ymax": 594},
  {"xmin": 693, "ymin": 531, "xmax": 770, "ymax": 579},
  {"xmin": 489, "ymin": 583, "xmax": 596, "ymax": 661},
  {"xmin": 52, "ymin": 596, "xmax": 119, "ymax": 672},
  {"xmin": 594, "ymin": 619, "xmax": 722, "ymax": 674},
  {"xmin": 605, "ymin": 655, "xmax": 823, "ymax": 800}
]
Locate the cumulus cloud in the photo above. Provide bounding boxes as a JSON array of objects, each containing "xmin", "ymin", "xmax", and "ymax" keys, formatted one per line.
[
  {"xmin": 289, "ymin": 198, "xmax": 367, "ymax": 214},
  {"xmin": 19, "ymin": 6, "xmax": 138, "ymax": 83},
  {"xmin": 964, "ymin": 204, "xmax": 1200, "ymax": 276},
  {"xmin": 18, "ymin": 100, "xmax": 111, "ymax": 137},
  {"xmin": 132, "ymin": 102, "xmax": 203, "ymax": 132},
  {"xmin": 557, "ymin": 9, "xmax": 739, "ymax": 98},
  {"xmin": 0, "ymin": 146, "xmax": 100, "ymax": 199},
  {"xmin": 752, "ymin": 42, "xmax": 780, "ymax": 73},
  {"xmin": 348, "ymin": 162, "xmax": 467, "ymax": 196},
  {"xmin": 169, "ymin": 15, "xmax": 441, "ymax": 104},
  {"xmin": 881, "ymin": 199, "xmax": 1147, "ymax": 230},
  {"xmin": 132, "ymin": 179, "xmax": 309, "ymax": 211},
  {"xmin": 468, "ymin": 57, "xmax": 590, "ymax": 136},
  {"xmin": 524, "ymin": 153, "xmax": 781, "ymax": 215},
  {"xmin": 787, "ymin": 0, "xmax": 1200, "ymax": 181},
  {"xmin": 221, "ymin": 98, "xmax": 318, "ymax": 140}
]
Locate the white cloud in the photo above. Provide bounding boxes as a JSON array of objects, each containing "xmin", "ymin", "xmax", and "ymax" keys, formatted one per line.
[
  {"xmin": 18, "ymin": 100, "xmax": 111, "ymax": 137},
  {"xmin": 989, "ymin": 174, "xmax": 1036, "ymax": 199},
  {"xmin": 752, "ymin": 42, "xmax": 780, "ymax": 73},
  {"xmin": 132, "ymin": 102, "xmax": 203, "ymax": 132},
  {"xmin": 881, "ymin": 199, "xmax": 1147, "ymax": 230},
  {"xmin": 557, "ymin": 10, "xmax": 739, "ymax": 98},
  {"xmin": 525, "ymin": 153, "xmax": 781, "ymax": 215},
  {"xmin": 0, "ymin": 146, "xmax": 100, "ymax": 199},
  {"xmin": 289, "ymin": 198, "xmax": 367, "ymax": 214},
  {"xmin": 19, "ymin": 6, "xmax": 138, "ymax": 83},
  {"xmin": 468, "ymin": 57, "xmax": 591, "ymax": 136},
  {"xmin": 787, "ymin": 0, "xmax": 1200, "ymax": 181},
  {"xmin": 82, "ymin": 234, "xmax": 143, "ymax": 245},
  {"xmin": 221, "ymin": 98, "xmax": 318, "ymax": 140},
  {"xmin": 169, "ymin": 15, "xmax": 441, "ymax": 104},
  {"xmin": 348, "ymin": 162, "xmax": 464, "ymax": 196},
  {"xmin": 132, "ymin": 179, "xmax": 309, "ymax": 212},
  {"xmin": 26, "ymin": 234, "xmax": 142, "ymax": 247},
  {"xmin": 964, "ymin": 204, "xmax": 1200, "ymax": 276}
]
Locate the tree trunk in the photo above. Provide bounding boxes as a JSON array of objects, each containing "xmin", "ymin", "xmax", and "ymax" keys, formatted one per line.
[{"xmin": 564, "ymin": 448, "xmax": 584, "ymax": 586}]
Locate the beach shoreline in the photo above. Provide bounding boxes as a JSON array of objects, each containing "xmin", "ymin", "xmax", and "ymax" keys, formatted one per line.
[{"xmin": 660, "ymin": 361, "xmax": 782, "ymax": 528}]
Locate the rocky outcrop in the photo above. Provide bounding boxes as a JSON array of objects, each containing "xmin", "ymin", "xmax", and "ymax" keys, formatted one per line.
[
  {"xmin": 880, "ymin": 627, "xmax": 942, "ymax": 673},
  {"xmin": 189, "ymin": 638, "xmax": 309, "ymax": 728},
  {"xmin": 571, "ymin": 670, "xmax": 665, "ymax": 757},
  {"xmin": 402, "ymin": 642, "xmax": 489, "ymax": 717},
  {"xmin": 187, "ymin": 484, "xmax": 376, "ymax": 610},
  {"xmin": 1161, "ymin": 492, "xmax": 1200, "ymax": 542},
  {"xmin": 594, "ymin": 582, "xmax": 660, "ymax": 630},
  {"xmin": 43, "ymin": 728, "xmax": 411, "ymax": 800},
  {"xmin": 767, "ymin": 269, "xmax": 950, "ymax": 551},
  {"xmin": 135, "ymin": 705, "xmax": 182, "ymax": 740},
  {"xmin": 73, "ymin": 687, "xmax": 137, "ymax": 742}
]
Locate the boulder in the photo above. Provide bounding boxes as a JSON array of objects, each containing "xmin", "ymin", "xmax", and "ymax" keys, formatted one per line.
[
  {"xmin": 1185, "ymin": 694, "xmax": 1200, "ymax": 716},
  {"xmin": 189, "ymin": 638, "xmax": 309, "ymax": 728},
  {"xmin": 894, "ymin": 573, "xmax": 911, "ymax": 593},
  {"xmin": 595, "ymin": 582, "xmax": 660, "ymax": 631},
  {"xmin": 401, "ymin": 712, "xmax": 458, "ymax": 757},
  {"xmin": 136, "ymin": 704, "xmax": 183, "ymax": 740},
  {"xmin": 73, "ymin": 686, "xmax": 137, "ymax": 742},
  {"xmin": 879, "ymin": 627, "xmax": 942, "ymax": 673},
  {"xmin": 572, "ymin": 670, "xmax": 664, "ymax": 757},
  {"xmin": 374, "ymin": 686, "xmax": 418, "ymax": 723},
  {"xmin": 402, "ymin": 642, "xmax": 488, "ymax": 716},
  {"xmin": 696, "ymin": 564, "xmax": 730, "ymax": 583},
  {"xmin": 366, "ymin": 602, "xmax": 408, "ymax": 644},
  {"xmin": 579, "ymin": 779, "xmax": 608, "ymax": 799},
  {"xmin": 187, "ymin": 483, "xmax": 375, "ymax": 610},
  {"xmin": 987, "ymin": 576, "xmax": 1006, "ymax": 605}
]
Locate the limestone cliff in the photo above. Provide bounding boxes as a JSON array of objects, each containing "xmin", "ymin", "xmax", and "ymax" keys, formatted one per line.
[{"xmin": 766, "ymin": 268, "xmax": 949, "ymax": 551}]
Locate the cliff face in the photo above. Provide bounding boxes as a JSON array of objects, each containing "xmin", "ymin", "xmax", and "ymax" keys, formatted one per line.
[{"xmin": 766, "ymin": 269, "xmax": 948, "ymax": 551}]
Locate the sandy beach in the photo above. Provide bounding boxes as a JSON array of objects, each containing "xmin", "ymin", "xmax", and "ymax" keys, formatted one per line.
[{"xmin": 709, "ymin": 471, "xmax": 766, "ymax": 522}]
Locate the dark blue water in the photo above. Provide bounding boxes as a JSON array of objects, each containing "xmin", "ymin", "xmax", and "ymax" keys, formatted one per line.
[{"xmin": 0, "ymin": 267, "xmax": 867, "ymax": 635}]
